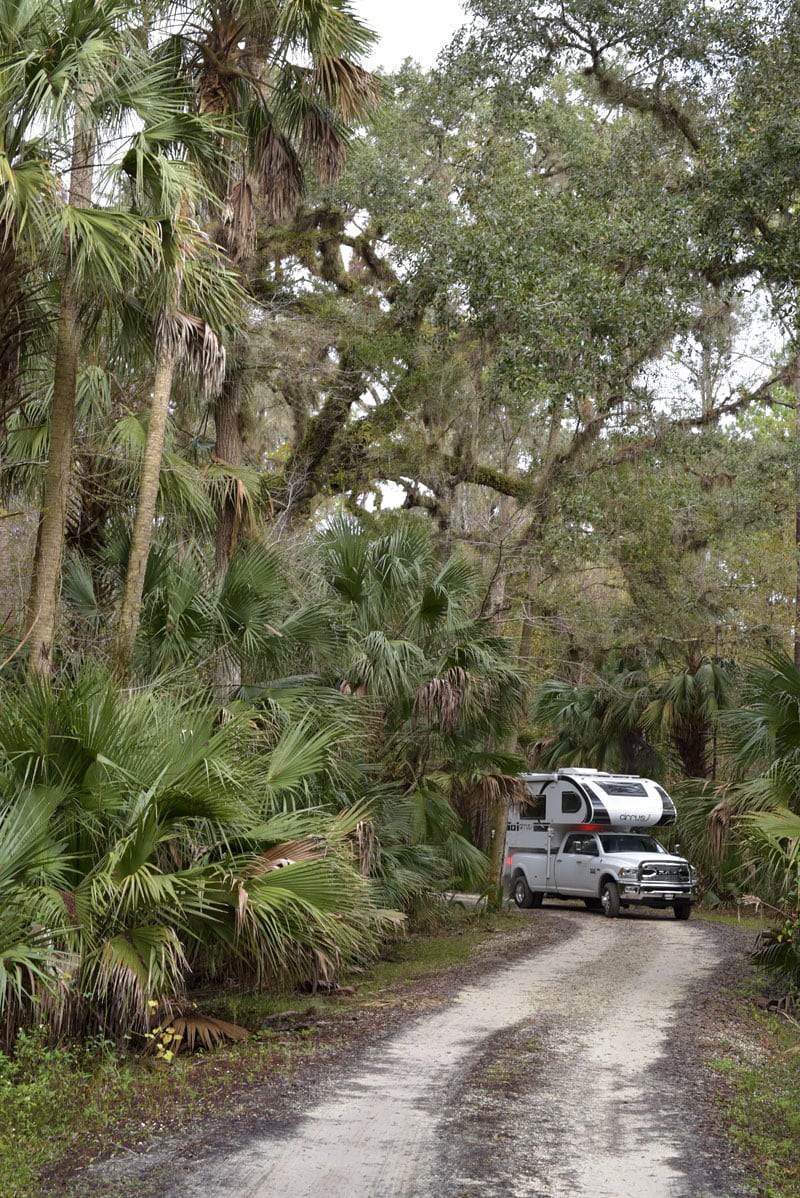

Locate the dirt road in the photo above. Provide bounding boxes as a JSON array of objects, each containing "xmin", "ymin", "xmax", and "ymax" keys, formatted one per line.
[{"xmin": 141, "ymin": 910, "xmax": 750, "ymax": 1198}]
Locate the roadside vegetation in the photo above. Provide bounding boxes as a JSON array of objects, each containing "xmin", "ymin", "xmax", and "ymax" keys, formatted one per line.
[
  {"xmin": 713, "ymin": 1019, "xmax": 800, "ymax": 1198},
  {"xmin": 709, "ymin": 976, "xmax": 800, "ymax": 1198}
]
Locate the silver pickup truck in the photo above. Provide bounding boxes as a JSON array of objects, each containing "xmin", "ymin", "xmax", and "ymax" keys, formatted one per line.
[{"xmin": 507, "ymin": 829, "xmax": 698, "ymax": 919}]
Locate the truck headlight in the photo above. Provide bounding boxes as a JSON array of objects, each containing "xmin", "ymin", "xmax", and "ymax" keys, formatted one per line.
[{"xmin": 617, "ymin": 867, "xmax": 639, "ymax": 880}]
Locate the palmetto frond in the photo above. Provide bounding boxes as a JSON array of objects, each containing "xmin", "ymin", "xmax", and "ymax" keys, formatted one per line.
[
  {"xmin": 309, "ymin": 55, "xmax": 380, "ymax": 123},
  {"xmin": 740, "ymin": 809, "xmax": 800, "ymax": 905},
  {"xmin": 0, "ymin": 790, "xmax": 72, "ymax": 1033},
  {"xmin": 273, "ymin": 0, "xmax": 376, "ymax": 59},
  {"xmin": 253, "ymin": 119, "xmax": 305, "ymax": 222}
]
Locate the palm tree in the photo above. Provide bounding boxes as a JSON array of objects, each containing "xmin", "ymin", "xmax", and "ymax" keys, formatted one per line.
[
  {"xmin": 0, "ymin": 0, "xmax": 231, "ymax": 674},
  {"xmin": 113, "ymin": 309, "xmax": 228, "ymax": 677},
  {"xmin": 310, "ymin": 514, "xmax": 526, "ymax": 902},
  {"xmin": 532, "ymin": 666, "xmax": 662, "ymax": 777},
  {"xmin": 177, "ymin": 0, "xmax": 379, "ymax": 569},
  {"xmin": 532, "ymin": 652, "xmax": 734, "ymax": 781},
  {"xmin": 642, "ymin": 652, "xmax": 733, "ymax": 780},
  {"xmin": 2, "ymin": 0, "xmax": 179, "ymax": 674},
  {"xmin": 675, "ymin": 653, "xmax": 800, "ymax": 903}
]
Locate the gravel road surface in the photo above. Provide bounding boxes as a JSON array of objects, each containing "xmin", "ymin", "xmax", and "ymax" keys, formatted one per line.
[{"xmin": 138, "ymin": 910, "xmax": 749, "ymax": 1198}]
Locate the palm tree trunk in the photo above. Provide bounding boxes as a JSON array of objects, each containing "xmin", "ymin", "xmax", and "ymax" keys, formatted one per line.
[
  {"xmin": 27, "ymin": 113, "xmax": 94, "ymax": 676},
  {"xmin": 795, "ymin": 353, "xmax": 800, "ymax": 670},
  {"xmin": 211, "ymin": 347, "xmax": 247, "ymax": 699},
  {"xmin": 486, "ymin": 799, "xmax": 510, "ymax": 910},
  {"xmin": 213, "ymin": 350, "xmax": 245, "ymax": 575},
  {"xmin": 113, "ymin": 345, "xmax": 177, "ymax": 677}
]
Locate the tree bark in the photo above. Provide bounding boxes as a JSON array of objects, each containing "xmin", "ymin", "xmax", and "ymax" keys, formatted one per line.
[
  {"xmin": 213, "ymin": 349, "xmax": 246, "ymax": 576},
  {"xmin": 27, "ymin": 115, "xmax": 95, "ymax": 675},
  {"xmin": 113, "ymin": 345, "xmax": 177, "ymax": 677},
  {"xmin": 486, "ymin": 797, "xmax": 510, "ymax": 911},
  {"xmin": 795, "ymin": 353, "xmax": 800, "ymax": 670}
]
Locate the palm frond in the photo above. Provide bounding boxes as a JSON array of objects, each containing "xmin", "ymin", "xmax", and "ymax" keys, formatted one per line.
[{"xmin": 155, "ymin": 310, "xmax": 227, "ymax": 400}]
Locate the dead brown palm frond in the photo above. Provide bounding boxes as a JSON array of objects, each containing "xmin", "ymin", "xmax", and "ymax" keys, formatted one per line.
[
  {"xmin": 414, "ymin": 668, "xmax": 470, "ymax": 734},
  {"xmin": 256, "ymin": 125, "xmax": 304, "ymax": 222},
  {"xmin": 310, "ymin": 57, "xmax": 381, "ymax": 122},
  {"xmin": 155, "ymin": 310, "xmax": 227, "ymax": 399},
  {"xmin": 167, "ymin": 1012, "xmax": 249, "ymax": 1052},
  {"xmin": 708, "ymin": 796, "xmax": 734, "ymax": 860},
  {"xmin": 222, "ymin": 177, "xmax": 257, "ymax": 263},
  {"xmin": 246, "ymin": 837, "xmax": 330, "ymax": 875},
  {"xmin": 354, "ymin": 819, "xmax": 378, "ymax": 877},
  {"xmin": 474, "ymin": 772, "xmax": 525, "ymax": 811},
  {"xmin": 301, "ymin": 108, "xmax": 346, "ymax": 183},
  {"xmin": 451, "ymin": 772, "xmax": 524, "ymax": 854}
]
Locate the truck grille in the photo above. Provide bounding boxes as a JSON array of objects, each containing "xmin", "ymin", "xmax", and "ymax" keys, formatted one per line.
[{"xmin": 639, "ymin": 862, "xmax": 690, "ymax": 883}]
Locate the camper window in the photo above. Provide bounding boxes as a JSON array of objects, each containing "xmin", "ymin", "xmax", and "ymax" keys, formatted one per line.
[
  {"xmin": 561, "ymin": 790, "xmax": 582, "ymax": 814},
  {"xmin": 520, "ymin": 790, "xmax": 546, "ymax": 819}
]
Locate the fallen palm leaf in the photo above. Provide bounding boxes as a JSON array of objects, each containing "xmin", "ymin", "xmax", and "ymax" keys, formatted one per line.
[{"xmin": 169, "ymin": 1013, "xmax": 250, "ymax": 1052}]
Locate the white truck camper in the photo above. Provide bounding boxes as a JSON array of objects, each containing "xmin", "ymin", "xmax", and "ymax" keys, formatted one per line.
[{"xmin": 502, "ymin": 768, "xmax": 698, "ymax": 919}]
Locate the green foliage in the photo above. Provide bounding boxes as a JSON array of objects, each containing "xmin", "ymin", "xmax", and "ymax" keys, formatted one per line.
[
  {"xmin": 752, "ymin": 907, "xmax": 800, "ymax": 998},
  {"xmin": 0, "ymin": 663, "xmax": 394, "ymax": 1045},
  {"xmin": 674, "ymin": 659, "xmax": 800, "ymax": 908},
  {"xmin": 532, "ymin": 653, "xmax": 733, "ymax": 780}
]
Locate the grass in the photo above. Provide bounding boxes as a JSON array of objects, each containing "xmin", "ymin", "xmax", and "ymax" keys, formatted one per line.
[
  {"xmin": 695, "ymin": 904, "xmax": 800, "ymax": 1198},
  {"xmin": 709, "ymin": 1007, "xmax": 800, "ymax": 1198},
  {"xmin": 0, "ymin": 907, "xmax": 517, "ymax": 1197}
]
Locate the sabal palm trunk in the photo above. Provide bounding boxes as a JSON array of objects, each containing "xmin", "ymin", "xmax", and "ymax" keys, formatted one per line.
[
  {"xmin": 113, "ymin": 344, "xmax": 177, "ymax": 677},
  {"xmin": 213, "ymin": 350, "xmax": 245, "ymax": 575},
  {"xmin": 26, "ymin": 114, "xmax": 94, "ymax": 676},
  {"xmin": 27, "ymin": 288, "xmax": 81, "ymax": 673},
  {"xmin": 212, "ymin": 353, "xmax": 246, "ymax": 699},
  {"xmin": 795, "ymin": 353, "xmax": 800, "ymax": 670}
]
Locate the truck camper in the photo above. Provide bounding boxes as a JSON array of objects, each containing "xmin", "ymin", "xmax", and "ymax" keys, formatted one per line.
[{"xmin": 502, "ymin": 768, "xmax": 698, "ymax": 919}]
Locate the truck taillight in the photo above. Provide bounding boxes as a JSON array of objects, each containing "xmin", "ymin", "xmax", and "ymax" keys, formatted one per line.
[{"xmin": 506, "ymin": 855, "xmax": 512, "ymax": 866}]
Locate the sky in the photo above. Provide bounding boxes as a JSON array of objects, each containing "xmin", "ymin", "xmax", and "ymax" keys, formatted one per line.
[{"xmin": 351, "ymin": 0, "xmax": 469, "ymax": 71}]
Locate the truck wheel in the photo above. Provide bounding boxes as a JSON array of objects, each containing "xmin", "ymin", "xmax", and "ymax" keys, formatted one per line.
[
  {"xmin": 584, "ymin": 898, "xmax": 602, "ymax": 911},
  {"xmin": 600, "ymin": 881, "xmax": 621, "ymax": 918},
  {"xmin": 673, "ymin": 901, "xmax": 692, "ymax": 920},
  {"xmin": 512, "ymin": 874, "xmax": 536, "ymax": 909}
]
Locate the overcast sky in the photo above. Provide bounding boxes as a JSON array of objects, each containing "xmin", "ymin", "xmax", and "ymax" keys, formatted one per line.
[{"xmin": 352, "ymin": 0, "xmax": 469, "ymax": 71}]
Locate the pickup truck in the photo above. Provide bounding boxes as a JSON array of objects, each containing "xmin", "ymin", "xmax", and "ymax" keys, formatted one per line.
[
  {"xmin": 502, "ymin": 768, "xmax": 699, "ymax": 919},
  {"xmin": 507, "ymin": 828, "xmax": 698, "ymax": 919}
]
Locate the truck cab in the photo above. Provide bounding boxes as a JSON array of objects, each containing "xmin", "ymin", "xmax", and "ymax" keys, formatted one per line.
[{"xmin": 503, "ymin": 769, "xmax": 698, "ymax": 919}]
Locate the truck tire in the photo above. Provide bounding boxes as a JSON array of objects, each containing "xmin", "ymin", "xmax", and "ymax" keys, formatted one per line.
[
  {"xmin": 512, "ymin": 873, "xmax": 541, "ymax": 909},
  {"xmin": 673, "ymin": 901, "xmax": 692, "ymax": 920},
  {"xmin": 600, "ymin": 880, "xmax": 621, "ymax": 918}
]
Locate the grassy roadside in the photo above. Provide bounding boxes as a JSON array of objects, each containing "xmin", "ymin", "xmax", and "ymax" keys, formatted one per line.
[
  {"xmin": 709, "ymin": 1009, "xmax": 800, "ymax": 1198},
  {"xmin": 0, "ymin": 905, "xmax": 797, "ymax": 1198},
  {"xmin": 689, "ymin": 907, "xmax": 800, "ymax": 1198}
]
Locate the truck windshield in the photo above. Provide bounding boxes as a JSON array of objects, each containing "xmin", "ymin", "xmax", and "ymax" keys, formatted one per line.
[{"xmin": 599, "ymin": 834, "xmax": 666, "ymax": 854}]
